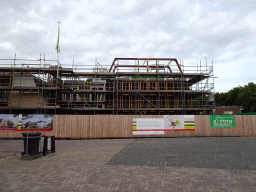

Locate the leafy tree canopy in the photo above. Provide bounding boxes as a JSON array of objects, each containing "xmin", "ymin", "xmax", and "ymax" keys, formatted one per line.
[{"xmin": 215, "ymin": 82, "xmax": 256, "ymax": 113}]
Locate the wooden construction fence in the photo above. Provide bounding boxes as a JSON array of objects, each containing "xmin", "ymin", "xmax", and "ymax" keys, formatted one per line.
[{"xmin": 0, "ymin": 115, "xmax": 256, "ymax": 138}]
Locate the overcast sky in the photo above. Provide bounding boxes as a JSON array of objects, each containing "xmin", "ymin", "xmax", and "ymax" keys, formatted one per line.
[{"xmin": 1, "ymin": 0, "xmax": 256, "ymax": 93}]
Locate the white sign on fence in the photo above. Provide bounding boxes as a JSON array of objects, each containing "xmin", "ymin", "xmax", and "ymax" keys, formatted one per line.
[
  {"xmin": 132, "ymin": 118, "xmax": 164, "ymax": 135},
  {"xmin": 133, "ymin": 115, "xmax": 195, "ymax": 135}
]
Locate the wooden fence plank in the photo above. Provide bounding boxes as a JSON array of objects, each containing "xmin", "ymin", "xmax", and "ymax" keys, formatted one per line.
[{"xmin": 1, "ymin": 115, "xmax": 256, "ymax": 138}]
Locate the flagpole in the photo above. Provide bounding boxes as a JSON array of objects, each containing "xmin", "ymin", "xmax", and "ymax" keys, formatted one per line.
[
  {"xmin": 56, "ymin": 22, "xmax": 60, "ymax": 79},
  {"xmin": 57, "ymin": 54, "xmax": 59, "ymax": 78}
]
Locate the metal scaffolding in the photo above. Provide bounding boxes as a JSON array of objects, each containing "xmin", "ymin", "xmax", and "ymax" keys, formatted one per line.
[{"xmin": 0, "ymin": 55, "xmax": 215, "ymax": 115}]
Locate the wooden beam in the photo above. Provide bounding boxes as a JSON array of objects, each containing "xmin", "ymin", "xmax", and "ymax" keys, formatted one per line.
[
  {"xmin": 138, "ymin": 59, "xmax": 139, "ymax": 73},
  {"xmin": 147, "ymin": 59, "xmax": 149, "ymax": 73}
]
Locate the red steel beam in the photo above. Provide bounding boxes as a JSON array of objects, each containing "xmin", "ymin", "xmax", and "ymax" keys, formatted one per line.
[
  {"xmin": 113, "ymin": 65, "xmax": 172, "ymax": 73},
  {"xmin": 109, "ymin": 58, "xmax": 182, "ymax": 73}
]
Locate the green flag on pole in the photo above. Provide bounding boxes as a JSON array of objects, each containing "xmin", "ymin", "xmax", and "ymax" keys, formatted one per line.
[{"xmin": 56, "ymin": 22, "xmax": 60, "ymax": 54}]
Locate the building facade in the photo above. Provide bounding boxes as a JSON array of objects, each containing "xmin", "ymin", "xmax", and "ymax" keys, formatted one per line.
[{"xmin": 0, "ymin": 57, "xmax": 215, "ymax": 115}]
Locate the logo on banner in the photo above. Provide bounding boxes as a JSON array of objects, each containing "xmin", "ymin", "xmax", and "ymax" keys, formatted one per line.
[{"xmin": 210, "ymin": 115, "xmax": 235, "ymax": 128}]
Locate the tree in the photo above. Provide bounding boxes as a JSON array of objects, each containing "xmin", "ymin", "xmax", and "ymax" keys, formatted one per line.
[
  {"xmin": 215, "ymin": 92, "xmax": 229, "ymax": 106},
  {"xmin": 214, "ymin": 82, "xmax": 256, "ymax": 113},
  {"xmin": 238, "ymin": 83, "xmax": 256, "ymax": 113},
  {"xmin": 228, "ymin": 86, "xmax": 243, "ymax": 106},
  {"xmin": 192, "ymin": 95, "xmax": 211, "ymax": 108}
]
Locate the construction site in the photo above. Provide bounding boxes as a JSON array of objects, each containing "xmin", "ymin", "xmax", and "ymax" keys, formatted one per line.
[{"xmin": 0, "ymin": 55, "xmax": 215, "ymax": 115}]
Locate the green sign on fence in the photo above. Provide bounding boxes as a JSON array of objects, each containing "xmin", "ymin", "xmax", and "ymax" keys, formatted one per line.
[{"xmin": 210, "ymin": 115, "xmax": 236, "ymax": 128}]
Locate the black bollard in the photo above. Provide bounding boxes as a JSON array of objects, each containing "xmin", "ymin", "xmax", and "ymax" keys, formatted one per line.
[
  {"xmin": 43, "ymin": 136, "xmax": 48, "ymax": 156},
  {"xmin": 51, "ymin": 136, "xmax": 55, "ymax": 153}
]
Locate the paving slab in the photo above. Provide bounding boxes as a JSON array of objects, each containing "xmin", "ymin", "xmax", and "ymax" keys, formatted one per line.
[{"xmin": 0, "ymin": 137, "xmax": 256, "ymax": 191}]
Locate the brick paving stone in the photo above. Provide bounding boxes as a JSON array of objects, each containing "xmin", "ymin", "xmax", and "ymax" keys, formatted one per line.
[
  {"xmin": 0, "ymin": 139, "xmax": 23, "ymax": 159},
  {"xmin": 0, "ymin": 137, "xmax": 256, "ymax": 191}
]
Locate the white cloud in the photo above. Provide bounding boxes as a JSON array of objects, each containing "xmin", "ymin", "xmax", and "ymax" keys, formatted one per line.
[
  {"xmin": 1, "ymin": 42, "xmax": 13, "ymax": 49},
  {"xmin": 189, "ymin": 4, "xmax": 202, "ymax": 24},
  {"xmin": 123, "ymin": 0, "xmax": 136, "ymax": 12},
  {"xmin": 41, "ymin": 2, "xmax": 54, "ymax": 13},
  {"xmin": 244, "ymin": 12, "xmax": 256, "ymax": 28},
  {"xmin": 0, "ymin": 0, "xmax": 256, "ymax": 92}
]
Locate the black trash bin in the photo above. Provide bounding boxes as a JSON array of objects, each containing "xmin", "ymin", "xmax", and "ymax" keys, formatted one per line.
[{"xmin": 22, "ymin": 132, "xmax": 42, "ymax": 156}]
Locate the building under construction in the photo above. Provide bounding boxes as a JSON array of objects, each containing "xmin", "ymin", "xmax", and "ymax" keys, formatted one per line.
[{"xmin": 0, "ymin": 56, "xmax": 215, "ymax": 115}]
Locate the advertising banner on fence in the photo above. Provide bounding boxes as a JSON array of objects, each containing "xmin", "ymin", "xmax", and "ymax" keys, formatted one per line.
[
  {"xmin": 210, "ymin": 115, "xmax": 236, "ymax": 128},
  {"xmin": 133, "ymin": 115, "xmax": 195, "ymax": 135},
  {"xmin": 0, "ymin": 114, "xmax": 53, "ymax": 131},
  {"xmin": 0, "ymin": 114, "xmax": 20, "ymax": 131},
  {"xmin": 133, "ymin": 118, "xmax": 164, "ymax": 135},
  {"xmin": 164, "ymin": 115, "xmax": 195, "ymax": 131}
]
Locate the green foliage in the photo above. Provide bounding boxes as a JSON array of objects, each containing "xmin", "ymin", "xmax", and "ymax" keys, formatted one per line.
[
  {"xmin": 192, "ymin": 95, "xmax": 212, "ymax": 108},
  {"xmin": 215, "ymin": 92, "xmax": 227, "ymax": 106},
  {"xmin": 238, "ymin": 83, "xmax": 256, "ymax": 112},
  {"xmin": 214, "ymin": 82, "xmax": 256, "ymax": 113}
]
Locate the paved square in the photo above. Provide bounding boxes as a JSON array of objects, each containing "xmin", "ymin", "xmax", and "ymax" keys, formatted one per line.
[
  {"xmin": 107, "ymin": 137, "xmax": 256, "ymax": 170},
  {"xmin": 0, "ymin": 137, "xmax": 256, "ymax": 191}
]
